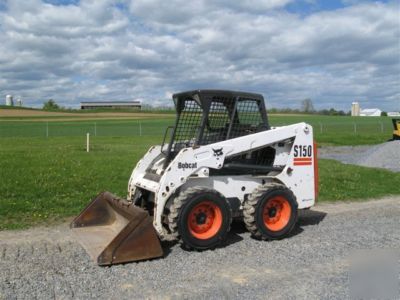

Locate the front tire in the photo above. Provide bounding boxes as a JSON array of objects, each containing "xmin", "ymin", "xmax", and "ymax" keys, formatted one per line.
[
  {"xmin": 243, "ymin": 183, "xmax": 298, "ymax": 240},
  {"xmin": 168, "ymin": 187, "xmax": 232, "ymax": 250}
]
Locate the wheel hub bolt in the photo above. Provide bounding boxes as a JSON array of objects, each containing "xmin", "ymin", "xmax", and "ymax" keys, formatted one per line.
[
  {"xmin": 269, "ymin": 207, "xmax": 277, "ymax": 218},
  {"xmin": 196, "ymin": 213, "xmax": 207, "ymax": 224}
]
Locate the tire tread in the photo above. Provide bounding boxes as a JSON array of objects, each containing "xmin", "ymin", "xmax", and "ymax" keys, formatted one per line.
[
  {"xmin": 168, "ymin": 187, "xmax": 232, "ymax": 249},
  {"xmin": 243, "ymin": 182, "xmax": 297, "ymax": 240}
]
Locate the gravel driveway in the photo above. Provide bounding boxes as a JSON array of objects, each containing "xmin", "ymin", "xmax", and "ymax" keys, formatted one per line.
[
  {"xmin": 318, "ymin": 141, "xmax": 400, "ymax": 172},
  {"xmin": 1, "ymin": 197, "xmax": 399, "ymax": 299}
]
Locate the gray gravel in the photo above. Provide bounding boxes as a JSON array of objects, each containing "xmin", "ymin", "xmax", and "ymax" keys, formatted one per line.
[
  {"xmin": 1, "ymin": 197, "xmax": 399, "ymax": 299},
  {"xmin": 319, "ymin": 141, "xmax": 400, "ymax": 172}
]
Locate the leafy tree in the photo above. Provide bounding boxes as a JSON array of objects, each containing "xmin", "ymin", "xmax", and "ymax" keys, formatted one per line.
[
  {"xmin": 43, "ymin": 99, "xmax": 59, "ymax": 110},
  {"xmin": 301, "ymin": 98, "xmax": 315, "ymax": 113},
  {"xmin": 381, "ymin": 111, "xmax": 387, "ymax": 117}
]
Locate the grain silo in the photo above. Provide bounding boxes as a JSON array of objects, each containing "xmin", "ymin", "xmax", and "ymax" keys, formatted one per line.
[
  {"xmin": 16, "ymin": 98, "xmax": 22, "ymax": 107},
  {"xmin": 5, "ymin": 95, "xmax": 14, "ymax": 106},
  {"xmin": 351, "ymin": 102, "xmax": 360, "ymax": 116}
]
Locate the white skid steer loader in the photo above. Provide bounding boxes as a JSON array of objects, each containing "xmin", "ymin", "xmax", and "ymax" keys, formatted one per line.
[{"xmin": 71, "ymin": 90, "xmax": 318, "ymax": 265}]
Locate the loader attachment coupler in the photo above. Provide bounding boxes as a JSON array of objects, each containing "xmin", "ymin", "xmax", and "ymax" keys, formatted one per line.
[{"xmin": 70, "ymin": 192, "xmax": 163, "ymax": 266}]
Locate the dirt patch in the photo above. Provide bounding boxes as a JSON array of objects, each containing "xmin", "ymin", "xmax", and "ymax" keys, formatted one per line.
[
  {"xmin": 0, "ymin": 116, "xmax": 173, "ymax": 122},
  {"xmin": 0, "ymin": 108, "xmax": 173, "ymax": 120}
]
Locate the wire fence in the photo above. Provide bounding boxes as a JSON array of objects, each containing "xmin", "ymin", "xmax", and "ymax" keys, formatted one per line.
[
  {"xmin": 272, "ymin": 120, "xmax": 391, "ymax": 135},
  {"xmin": 0, "ymin": 120, "xmax": 171, "ymax": 137},
  {"xmin": 0, "ymin": 119, "xmax": 393, "ymax": 138}
]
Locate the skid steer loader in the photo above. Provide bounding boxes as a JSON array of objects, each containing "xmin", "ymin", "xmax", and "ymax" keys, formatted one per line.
[
  {"xmin": 391, "ymin": 118, "xmax": 400, "ymax": 140},
  {"xmin": 71, "ymin": 90, "xmax": 318, "ymax": 265}
]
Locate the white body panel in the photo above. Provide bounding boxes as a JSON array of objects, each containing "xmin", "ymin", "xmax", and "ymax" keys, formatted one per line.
[{"xmin": 128, "ymin": 122, "xmax": 317, "ymax": 236}]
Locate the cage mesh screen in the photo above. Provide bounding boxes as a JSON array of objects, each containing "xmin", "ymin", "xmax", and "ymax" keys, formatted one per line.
[
  {"xmin": 229, "ymin": 99, "xmax": 263, "ymax": 139},
  {"xmin": 171, "ymin": 96, "xmax": 265, "ymax": 153},
  {"xmin": 201, "ymin": 100, "xmax": 231, "ymax": 145},
  {"xmin": 172, "ymin": 99, "xmax": 202, "ymax": 152}
]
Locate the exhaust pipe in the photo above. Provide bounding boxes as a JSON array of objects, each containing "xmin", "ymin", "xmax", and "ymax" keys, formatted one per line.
[{"xmin": 70, "ymin": 192, "xmax": 163, "ymax": 266}]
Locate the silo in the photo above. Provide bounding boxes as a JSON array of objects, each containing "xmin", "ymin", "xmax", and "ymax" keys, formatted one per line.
[
  {"xmin": 16, "ymin": 98, "xmax": 22, "ymax": 107},
  {"xmin": 6, "ymin": 95, "xmax": 14, "ymax": 106},
  {"xmin": 351, "ymin": 102, "xmax": 360, "ymax": 116}
]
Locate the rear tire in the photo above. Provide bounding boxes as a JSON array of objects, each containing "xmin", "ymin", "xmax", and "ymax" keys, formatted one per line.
[
  {"xmin": 168, "ymin": 187, "xmax": 232, "ymax": 250},
  {"xmin": 243, "ymin": 183, "xmax": 298, "ymax": 240}
]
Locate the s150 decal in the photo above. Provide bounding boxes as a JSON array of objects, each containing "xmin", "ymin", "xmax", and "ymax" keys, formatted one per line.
[{"xmin": 293, "ymin": 145, "xmax": 312, "ymax": 166}]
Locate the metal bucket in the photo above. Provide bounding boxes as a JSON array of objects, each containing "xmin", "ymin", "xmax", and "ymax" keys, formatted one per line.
[{"xmin": 70, "ymin": 192, "xmax": 163, "ymax": 266}]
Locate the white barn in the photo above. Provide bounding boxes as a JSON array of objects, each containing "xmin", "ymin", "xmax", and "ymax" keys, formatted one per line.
[{"xmin": 360, "ymin": 108, "xmax": 382, "ymax": 117}]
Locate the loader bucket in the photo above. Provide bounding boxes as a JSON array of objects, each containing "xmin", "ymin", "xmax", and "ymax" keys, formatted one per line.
[{"xmin": 70, "ymin": 192, "xmax": 163, "ymax": 266}]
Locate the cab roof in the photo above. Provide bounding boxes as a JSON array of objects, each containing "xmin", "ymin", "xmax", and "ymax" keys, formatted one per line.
[{"xmin": 172, "ymin": 89, "xmax": 265, "ymax": 113}]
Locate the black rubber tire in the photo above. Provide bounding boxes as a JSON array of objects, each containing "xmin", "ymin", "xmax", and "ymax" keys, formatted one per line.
[
  {"xmin": 243, "ymin": 183, "xmax": 298, "ymax": 240},
  {"xmin": 168, "ymin": 187, "xmax": 232, "ymax": 250}
]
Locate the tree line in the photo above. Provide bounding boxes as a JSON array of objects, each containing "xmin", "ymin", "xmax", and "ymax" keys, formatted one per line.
[
  {"xmin": 43, "ymin": 98, "xmax": 388, "ymax": 116},
  {"xmin": 269, "ymin": 99, "xmax": 350, "ymax": 116}
]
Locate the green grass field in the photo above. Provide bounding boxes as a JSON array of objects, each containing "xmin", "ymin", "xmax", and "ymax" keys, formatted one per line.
[
  {"xmin": 0, "ymin": 136, "xmax": 154, "ymax": 229},
  {"xmin": 0, "ymin": 114, "xmax": 393, "ymax": 145},
  {"xmin": 0, "ymin": 113, "xmax": 398, "ymax": 230}
]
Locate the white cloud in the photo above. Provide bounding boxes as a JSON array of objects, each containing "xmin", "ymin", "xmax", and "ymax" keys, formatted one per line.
[{"xmin": 0, "ymin": 0, "xmax": 399, "ymax": 110}]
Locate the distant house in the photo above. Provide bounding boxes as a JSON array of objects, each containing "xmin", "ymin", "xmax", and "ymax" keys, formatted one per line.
[
  {"xmin": 388, "ymin": 112, "xmax": 400, "ymax": 117},
  {"xmin": 80, "ymin": 101, "xmax": 141, "ymax": 110},
  {"xmin": 360, "ymin": 108, "xmax": 382, "ymax": 117}
]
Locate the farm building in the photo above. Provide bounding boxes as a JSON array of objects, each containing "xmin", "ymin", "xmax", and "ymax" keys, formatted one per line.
[
  {"xmin": 351, "ymin": 102, "xmax": 360, "ymax": 116},
  {"xmin": 5, "ymin": 95, "xmax": 13, "ymax": 106},
  {"xmin": 360, "ymin": 108, "xmax": 382, "ymax": 117},
  {"xmin": 80, "ymin": 101, "xmax": 141, "ymax": 110}
]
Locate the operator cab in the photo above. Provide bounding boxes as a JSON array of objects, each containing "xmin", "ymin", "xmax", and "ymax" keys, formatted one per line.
[{"xmin": 164, "ymin": 90, "xmax": 270, "ymax": 160}]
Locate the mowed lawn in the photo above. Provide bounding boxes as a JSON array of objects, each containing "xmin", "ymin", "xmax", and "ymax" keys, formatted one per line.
[
  {"xmin": 0, "ymin": 136, "xmax": 155, "ymax": 229},
  {"xmin": 269, "ymin": 115, "xmax": 393, "ymax": 145},
  {"xmin": 0, "ymin": 114, "xmax": 394, "ymax": 145},
  {"xmin": 0, "ymin": 114, "xmax": 399, "ymax": 230}
]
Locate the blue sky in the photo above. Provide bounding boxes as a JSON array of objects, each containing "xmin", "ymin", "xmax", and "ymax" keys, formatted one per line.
[
  {"xmin": 287, "ymin": 0, "xmax": 390, "ymax": 14},
  {"xmin": 0, "ymin": 0, "xmax": 399, "ymax": 111}
]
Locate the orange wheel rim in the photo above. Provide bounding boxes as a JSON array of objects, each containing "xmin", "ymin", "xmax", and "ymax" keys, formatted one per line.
[
  {"xmin": 263, "ymin": 196, "xmax": 291, "ymax": 231},
  {"xmin": 188, "ymin": 201, "xmax": 222, "ymax": 240}
]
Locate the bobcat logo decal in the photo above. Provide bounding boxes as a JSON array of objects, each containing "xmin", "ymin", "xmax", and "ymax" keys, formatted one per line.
[{"xmin": 212, "ymin": 148, "xmax": 223, "ymax": 157}]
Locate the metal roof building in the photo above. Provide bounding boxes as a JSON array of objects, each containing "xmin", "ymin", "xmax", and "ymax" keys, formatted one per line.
[
  {"xmin": 80, "ymin": 101, "xmax": 141, "ymax": 110},
  {"xmin": 360, "ymin": 108, "xmax": 382, "ymax": 117}
]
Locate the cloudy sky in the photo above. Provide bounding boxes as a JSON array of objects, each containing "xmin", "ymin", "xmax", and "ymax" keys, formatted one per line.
[{"xmin": 0, "ymin": 0, "xmax": 399, "ymax": 110}]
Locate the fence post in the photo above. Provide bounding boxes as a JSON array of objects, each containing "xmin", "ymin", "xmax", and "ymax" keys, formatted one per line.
[
  {"xmin": 94, "ymin": 122, "xmax": 97, "ymax": 136},
  {"xmin": 86, "ymin": 133, "xmax": 90, "ymax": 152},
  {"xmin": 380, "ymin": 122, "xmax": 383, "ymax": 133},
  {"xmin": 46, "ymin": 121, "xmax": 49, "ymax": 138},
  {"xmin": 354, "ymin": 122, "xmax": 357, "ymax": 134},
  {"xmin": 139, "ymin": 121, "xmax": 142, "ymax": 136},
  {"xmin": 319, "ymin": 122, "xmax": 323, "ymax": 134}
]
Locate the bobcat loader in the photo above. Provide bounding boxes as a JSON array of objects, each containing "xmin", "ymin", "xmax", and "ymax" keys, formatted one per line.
[{"xmin": 71, "ymin": 90, "xmax": 318, "ymax": 265}]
